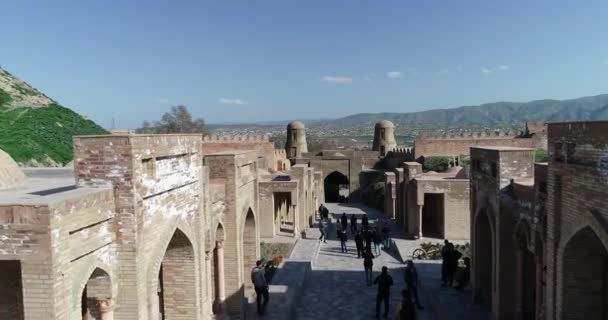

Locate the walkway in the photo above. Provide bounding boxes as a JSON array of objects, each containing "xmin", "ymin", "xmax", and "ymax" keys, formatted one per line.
[
  {"xmin": 295, "ymin": 203, "xmax": 436, "ymax": 320},
  {"xmin": 287, "ymin": 202, "xmax": 490, "ymax": 320}
]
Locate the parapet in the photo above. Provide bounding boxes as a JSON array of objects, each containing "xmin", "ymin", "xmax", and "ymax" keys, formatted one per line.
[
  {"xmin": 274, "ymin": 149, "xmax": 287, "ymax": 159},
  {"xmin": 416, "ymin": 129, "xmax": 523, "ymax": 141},
  {"xmin": 202, "ymin": 134, "xmax": 270, "ymax": 142}
]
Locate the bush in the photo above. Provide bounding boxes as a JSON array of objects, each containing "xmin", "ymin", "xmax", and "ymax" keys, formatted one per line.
[
  {"xmin": 534, "ymin": 149, "xmax": 548, "ymax": 162},
  {"xmin": 423, "ymin": 156, "xmax": 451, "ymax": 172},
  {"xmin": 419, "ymin": 242, "xmax": 471, "ymax": 260}
]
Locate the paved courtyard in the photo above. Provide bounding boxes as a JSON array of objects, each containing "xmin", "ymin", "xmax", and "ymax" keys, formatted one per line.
[{"xmin": 270, "ymin": 202, "xmax": 490, "ymax": 320}]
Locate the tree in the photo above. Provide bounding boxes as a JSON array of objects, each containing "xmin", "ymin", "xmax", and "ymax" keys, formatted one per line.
[{"xmin": 136, "ymin": 105, "xmax": 208, "ymax": 134}]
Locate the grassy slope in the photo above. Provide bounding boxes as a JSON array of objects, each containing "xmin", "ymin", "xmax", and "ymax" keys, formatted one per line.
[{"xmin": 0, "ymin": 103, "xmax": 108, "ymax": 164}]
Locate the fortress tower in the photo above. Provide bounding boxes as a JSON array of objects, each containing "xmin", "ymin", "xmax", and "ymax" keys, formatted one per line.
[
  {"xmin": 372, "ymin": 120, "xmax": 397, "ymax": 156},
  {"xmin": 285, "ymin": 121, "xmax": 308, "ymax": 159}
]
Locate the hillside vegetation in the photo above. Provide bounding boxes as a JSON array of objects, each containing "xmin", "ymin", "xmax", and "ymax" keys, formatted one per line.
[
  {"xmin": 0, "ymin": 68, "xmax": 107, "ymax": 165},
  {"xmin": 332, "ymin": 94, "xmax": 608, "ymax": 126}
]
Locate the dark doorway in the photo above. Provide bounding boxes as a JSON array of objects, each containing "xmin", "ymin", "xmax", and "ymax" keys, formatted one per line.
[
  {"xmin": 324, "ymin": 171, "xmax": 349, "ymax": 203},
  {"xmin": 0, "ymin": 261, "xmax": 24, "ymax": 320},
  {"xmin": 474, "ymin": 210, "xmax": 493, "ymax": 304},
  {"xmin": 422, "ymin": 193, "xmax": 444, "ymax": 238}
]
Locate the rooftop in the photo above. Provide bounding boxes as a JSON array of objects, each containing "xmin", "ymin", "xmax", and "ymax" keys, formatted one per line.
[{"xmin": 0, "ymin": 168, "xmax": 109, "ymax": 206}]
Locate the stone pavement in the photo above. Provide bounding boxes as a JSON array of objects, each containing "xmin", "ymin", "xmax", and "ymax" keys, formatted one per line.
[
  {"xmin": 294, "ymin": 203, "xmax": 437, "ymax": 320},
  {"xmin": 249, "ymin": 202, "xmax": 490, "ymax": 320}
]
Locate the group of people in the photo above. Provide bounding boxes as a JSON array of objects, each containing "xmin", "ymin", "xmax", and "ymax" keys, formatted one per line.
[
  {"xmin": 441, "ymin": 239, "xmax": 471, "ymax": 291},
  {"xmin": 372, "ymin": 261, "xmax": 424, "ymax": 319}
]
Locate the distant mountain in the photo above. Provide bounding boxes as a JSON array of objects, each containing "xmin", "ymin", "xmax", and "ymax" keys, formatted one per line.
[
  {"xmin": 0, "ymin": 67, "xmax": 108, "ymax": 166},
  {"xmin": 330, "ymin": 94, "xmax": 608, "ymax": 126}
]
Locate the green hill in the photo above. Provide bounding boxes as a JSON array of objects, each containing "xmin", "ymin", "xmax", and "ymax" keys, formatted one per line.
[{"xmin": 0, "ymin": 67, "xmax": 108, "ymax": 166}]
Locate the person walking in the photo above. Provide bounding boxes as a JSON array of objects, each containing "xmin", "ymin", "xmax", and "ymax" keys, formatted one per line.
[
  {"xmin": 318, "ymin": 204, "xmax": 325, "ymax": 220},
  {"xmin": 350, "ymin": 214, "xmax": 357, "ymax": 234},
  {"xmin": 447, "ymin": 243, "xmax": 462, "ymax": 287},
  {"xmin": 404, "ymin": 260, "xmax": 423, "ymax": 309},
  {"xmin": 318, "ymin": 221, "xmax": 327, "ymax": 243},
  {"xmin": 339, "ymin": 229, "xmax": 348, "ymax": 253},
  {"xmin": 362, "ymin": 214, "xmax": 369, "ymax": 230},
  {"xmin": 355, "ymin": 231, "xmax": 364, "ymax": 258},
  {"xmin": 364, "ymin": 229, "xmax": 373, "ymax": 252},
  {"xmin": 381, "ymin": 222, "xmax": 391, "ymax": 249},
  {"xmin": 441, "ymin": 239, "xmax": 450, "ymax": 286},
  {"xmin": 374, "ymin": 266, "xmax": 394, "ymax": 319},
  {"xmin": 373, "ymin": 229, "xmax": 382, "ymax": 256},
  {"xmin": 251, "ymin": 260, "xmax": 269, "ymax": 315},
  {"xmin": 395, "ymin": 289, "xmax": 417, "ymax": 320},
  {"xmin": 341, "ymin": 213, "xmax": 348, "ymax": 231},
  {"xmin": 455, "ymin": 257, "xmax": 471, "ymax": 291},
  {"xmin": 363, "ymin": 248, "xmax": 375, "ymax": 285}
]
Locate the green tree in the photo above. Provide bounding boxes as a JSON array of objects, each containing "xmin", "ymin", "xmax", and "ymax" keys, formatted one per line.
[{"xmin": 136, "ymin": 105, "xmax": 208, "ymax": 134}]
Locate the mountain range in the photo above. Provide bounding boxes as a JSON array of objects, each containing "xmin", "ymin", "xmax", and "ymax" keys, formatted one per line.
[{"xmin": 328, "ymin": 94, "xmax": 608, "ymax": 126}]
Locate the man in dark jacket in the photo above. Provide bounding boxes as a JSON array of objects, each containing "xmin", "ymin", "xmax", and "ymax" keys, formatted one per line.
[
  {"xmin": 339, "ymin": 229, "xmax": 348, "ymax": 253},
  {"xmin": 374, "ymin": 266, "xmax": 393, "ymax": 319},
  {"xmin": 341, "ymin": 213, "xmax": 348, "ymax": 231},
  {"xmin": 355, "ymin": 231, "xmax": 364, "ymax": 258},
  {"xmin": 404, "ymin": 260, "xmax": 423, "ymax": 309},
  {"xmin": 350, "ymin": 214, "xmax": 357, "ymax": 234},
  {"xmin": 362, "ymin": 214, "xmax": 369, "ymax": 230}
]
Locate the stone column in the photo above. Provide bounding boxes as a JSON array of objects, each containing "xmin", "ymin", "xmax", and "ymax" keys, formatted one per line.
[
  {"xmin": 417, "ymin": 205, "xmax": 423, "ymax": 239},
  {"xmin": 215, "ymin": 242, "xmax": 226, "ymax": 305},
  {"xmin": 96, "ymin": 299, "xmax": 115, "ymax": 320}
]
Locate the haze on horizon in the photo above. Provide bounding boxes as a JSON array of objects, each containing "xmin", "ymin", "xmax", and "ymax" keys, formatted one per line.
[{"xmin": 2, "ymin": 0, "xmax": 608, "ymax": 128}]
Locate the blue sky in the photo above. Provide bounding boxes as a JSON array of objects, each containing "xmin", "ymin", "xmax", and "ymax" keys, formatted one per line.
[{"xmin": 2, "ymin": 0, "xmax": 608, "ymax": 128}]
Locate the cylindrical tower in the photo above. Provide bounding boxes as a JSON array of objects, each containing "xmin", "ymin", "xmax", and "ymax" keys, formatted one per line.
[
  {"xmin": 285, "ymin": 121, "xmax": 308, "ymax": 159},
  {"xmin": 372, "ymin": 120, "xmax": 397, "ymax": 156}
]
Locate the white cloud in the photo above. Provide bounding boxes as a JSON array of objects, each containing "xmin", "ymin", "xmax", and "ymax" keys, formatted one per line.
[
  {"xmin": 386, "ymin": 71, "xmax": 402, "ymax": 79},
  {"xmin": 320, "ymin": 76, "xmax": 353, "ymax": 84},
  {"xmin": 155, "ymin": 97, "xmax": 171, "ymax": 105},
  {"xmin": 219, "ymin": 98, "xmax": 247, "ymax": 105},
  {"xmin": 482, "ymin": 65, "xmax": 510, "ymax": 75},
  {"xmin": 437, "ymin": 68, "xmax": 450, "ymax": 76}
]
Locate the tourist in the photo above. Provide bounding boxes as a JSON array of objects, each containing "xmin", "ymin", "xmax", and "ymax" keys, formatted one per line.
[
  {"xmin": 318, "ymin": 204, "xmax": 325, "ymax": 220},
  {"xmin": 362, "ymin": 214, "xmax": 369, "ymax": 230},
  {"xmin": 350, "ymin": 214, "xmax": 357, "ymax": 234},
  {"xmin": 381, "ymin": 222, "xmax": 391, "ymax": 249},
  {"xmin": 441, "ymin": 239, "xmax": 450, "ymax": 286},
  {"xmin": 364, "ymin": 229, "xmax": 373, "ymax": 251},
  {"xmin": 363, "ymin": 248, "xmax": 375, "ymax": 285},
  {"xmin": 251, "ymin": 260, "xmax": 269, "ymax": 315},
  {"xmin": 447, "ymin": 243, "xmax": 462, "ymax": 287},
  {"xmin": 404, "ymin": 260, "xmax": 423, "ymax": 309},
  {"xmin": 373, "ymin": 229, "xmax": 382, "ymax": 256},
  {"xmin": 355, "ymin": 231, "xmax": 364, "ymax": 258},
  {"xmin": 341, "ymin": 212, "xmax": 348, "ymax": 231},
  {"xmin": 318, "ymin": 221, "xmax": 327, "ymax": 243},
  {"xmin": 374, "ymin": 266, "xmax": 394, "ymax": 319},
  {"xmin": 454, "ymin": 257, "xmax": 471, "ymax": 291},
  {"xmin": 395, "ymin": 289, "xmax": 417, "ymax": 320},
  {"xmin": 339, "ymin": 229, "xmax": 348, "ymax": 253}
]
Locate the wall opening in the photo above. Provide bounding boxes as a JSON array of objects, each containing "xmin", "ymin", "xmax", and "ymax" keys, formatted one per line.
[
  {"xmin": 519, "ymin": 247, "xmax": 536, "ymax": 320},
  {"xmin": 0, "ymin": 260, "xmax": 24, "ymax": 320},
  {"xmin": 242, "ymin": 209, "xmax": 257, "ymax": 301},
  {"xmin": 421, "ymin": 193, "xmax": 444, "ymax": 238},
  {"xmin": 561, "ymin": 227, "xmax": 608, "ymax": 320},
  {"xmin": 324, "ymin": 171, "xmax": 349, "ymax": 203},
  {"xmin": 274, "ymin": 192, "xmax": 292, "ymax": 233},
  {"xmin": 212, "ymin": 224, "xmax": 225, "ymax": 314},
  {"xmin": 474, "ymin": 210, "xmax": 493, "ymax": 305},
  {"xmin": 158, "ymin": 229, "xmax": 196, "ymax": 320},
  {"xmin": 81, "ymin": 267, "xmax": 112, "ymax": 320}
]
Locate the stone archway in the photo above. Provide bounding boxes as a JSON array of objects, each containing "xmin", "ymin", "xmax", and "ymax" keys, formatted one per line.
[
  {"xmin": 561, "ymin": 227, "xmax": 608, "ymax": 320},
  {"xmin": 474, "ymin": 209, "xmax": 493, "ymax": 305},
  {"xmin": 212, "ymin": 223, "xmax": 226, "ymax": 314},
  {"xmin": 80, "ymin": 267, "xmax": 113, "ymax": 320},
  {"xmin": 242, "ymin": 208, "xmax": 258, "ymax": 302},
  {"xmin": 324, "ymin": 171, "xmax": 349, "ymax": 203},
  {"xmin": 158, "ymin": 229, "xmax": 197, "ymax": 320}
]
